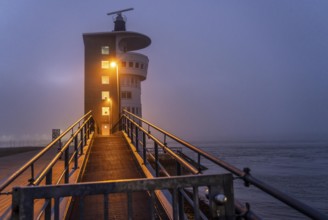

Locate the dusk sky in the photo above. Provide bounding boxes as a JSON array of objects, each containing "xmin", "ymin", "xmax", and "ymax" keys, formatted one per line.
[{"xmin": 0, "ymin": 1, "xmax": 328, "ymax": 143}]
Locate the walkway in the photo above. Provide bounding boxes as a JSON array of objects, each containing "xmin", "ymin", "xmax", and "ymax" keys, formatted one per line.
[{"xmin": 69, "ymin": 132, "xmax": 154, "ymax": 220}]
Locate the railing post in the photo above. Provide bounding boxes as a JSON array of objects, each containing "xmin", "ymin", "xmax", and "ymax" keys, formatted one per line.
[
  {"xmin": 12, "ymin": 187, "xmax": 34, "ymax": 220},
  {"xmin": 130, "ymin": 121, "xmax": 133, "ymax": 143},
  {"xmin": 58, "ymin": 139, "xmax": 62, "ymax": 159},
  {"xmin": 86, "ymin": 120, "xmax": 90, "ymax": 140},
  {"xmin": 135, "ymin": 126, "xmax": 139, "ymax": 152},
  {"xmin": 45, "ymin": 168, "xmax": 53, "ymax": 220},
  {"xmin": 83, "ymin": 124, "xmax": 87, "ymax": 146},
  {"xmin": 80, "ymin": 128, "xmax": 84, "ymax": 155},
  {"xmin": 197, "ymin": 153, "xmax": 202, "ymax": 173},
  {"xmin": 143, "ymin": 132, "xmax": 147, "ymax": 164},
  {"xmin": 124, "ymin": 117, "xmax": 127, "ymax": 133},
  {"xmin": 28, "ymin": 163, "xmax": 34, "ymax": 185},
  {"xmin": 65, "ymin": 147, "xmax": 69, "ymax": 183},
  {"xmin": 154, "ymin": 142, "xmax": 159, "ymax": 177},
  {"xmin": 176, "ymin": 162, "xmax": 184, "ymax": 219},
  {"xmin": 74, "ymin": 135, "xmax": 78, "ymax": 169}
]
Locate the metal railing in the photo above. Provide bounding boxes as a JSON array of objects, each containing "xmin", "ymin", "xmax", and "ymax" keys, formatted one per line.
[
  {"xmin": 122, "ymin": 110, "xmax": 328, "ymax": 220},
  {"xmin": 0, "ymin": 111, "xmax": 94, "ymax": 218},
  {"xmin": 12, "ymin": 174, "xmax": 234, "ymax": 220}
]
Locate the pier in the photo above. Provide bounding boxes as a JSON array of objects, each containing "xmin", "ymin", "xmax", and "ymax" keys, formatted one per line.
[{"xmin": 0, "ymin": 111, "xmax": 327, "ymax": 219}]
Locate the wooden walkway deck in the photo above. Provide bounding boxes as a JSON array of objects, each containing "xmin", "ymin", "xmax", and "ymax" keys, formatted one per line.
[
  {"xmin": 0, "ymin": 132, "xmax": 161, "ymax": 219},
  {"xmin": 69, "ymin": 132, "xmax": 154, "ymax": 220},
  {"xmin": 0, "ymin": 137, "xmax": 92, "ymax": 220}
]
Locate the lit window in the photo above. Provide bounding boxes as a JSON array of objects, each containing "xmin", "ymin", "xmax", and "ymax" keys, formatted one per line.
[
  {"xmin": 101, "ymin": 76, "xmax": 110, "ymax": 84},
  {"xmin": 101, "ymin": 61, "xmax": 110, "ymax": 69},
  {"xmin": 129, "ymin": 62, "xmax": 133, "ymax": 68},
  {"xmin": 101, "ymin": 46, "xmax": 110, "ymax": 55},
  {"xmin": 101, "ymin": 91, "xmax": 110, "ymax": 100},
  {"xmin": 102, "ymin": 107, "xmax": 110, "ymax": 116}
]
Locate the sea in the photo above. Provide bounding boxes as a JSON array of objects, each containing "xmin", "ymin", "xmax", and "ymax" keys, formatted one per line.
[{"xmin": 189, "ymin": 141, "xmax": 328, "ymax": 219}]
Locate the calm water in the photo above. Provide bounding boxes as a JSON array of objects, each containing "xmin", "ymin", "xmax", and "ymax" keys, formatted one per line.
[{"xmin": 191, "ymin": 142, "xmax": 328, "ymax": 219}]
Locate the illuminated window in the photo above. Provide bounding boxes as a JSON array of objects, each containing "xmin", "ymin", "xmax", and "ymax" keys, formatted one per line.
[
  {"xmin": 101, "ymin": 46, "xmax": 110, "ymax": 55},
  {"xmin": 101, "ymin": 91, "xmax": 110, "ymax": 100},
  {"xmin": 121, "ymin": 91, "xmax": 132, "ymax": 99},
  {"xmin": 102, "ymin": 107, "xmax": 110, "ymax": 116},
  {"xmin": 101, "ymin": 76, "xmax": 110, "ymax": 84},
  {"xmin": 129, "ymin": 62, "xmax": 134, "ymax": 68},
  {"xmin": 101, "ymin": 61, "xmax": 110, "ymax": 69}
]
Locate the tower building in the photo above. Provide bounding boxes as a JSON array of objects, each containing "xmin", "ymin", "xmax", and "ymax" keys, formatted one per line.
[{"xmin": 83, "ymin": 9, "xmax": 151, "ymax": 135}]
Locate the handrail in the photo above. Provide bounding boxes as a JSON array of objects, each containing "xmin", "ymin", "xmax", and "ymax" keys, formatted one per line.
[
  {"xmin": 126, "ymin": 117, "xmax": 199, "ymax": 174},
  {"xmin": 33, "ymin": 115, "xmax": 92, "ymax": 185},
  {"xmin": 0, "ymin": 111, "xmax": 92, "ymax": 192},
  {"xmin": 122, "ymin": 110, "xmax": 328, "ymax": 220}
]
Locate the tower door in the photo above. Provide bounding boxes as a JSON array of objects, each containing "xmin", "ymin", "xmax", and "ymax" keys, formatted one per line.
[{"xmin": 101, "ymin": 124, "xmax": 110, "ymax": 136}]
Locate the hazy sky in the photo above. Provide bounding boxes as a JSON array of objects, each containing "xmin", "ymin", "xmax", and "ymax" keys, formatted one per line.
[{"xmin": 0, "ymin": 1, "xmax": 327, "ymax": 143}]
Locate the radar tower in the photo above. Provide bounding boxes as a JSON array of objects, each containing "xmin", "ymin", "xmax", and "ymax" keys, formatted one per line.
[{"xmin": 107, "ymin": 8, "xmax": 134, "ymax": 31}]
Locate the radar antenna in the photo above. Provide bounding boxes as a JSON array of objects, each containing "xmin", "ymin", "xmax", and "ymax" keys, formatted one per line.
[{"xmin": 107, "ymin": 8, "xmax": 134, "ymax": 31}]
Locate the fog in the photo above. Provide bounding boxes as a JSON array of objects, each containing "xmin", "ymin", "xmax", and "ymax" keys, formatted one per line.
[{"xmin": 0, "ymin": 1, "xmax": 327, "ymax": 144}]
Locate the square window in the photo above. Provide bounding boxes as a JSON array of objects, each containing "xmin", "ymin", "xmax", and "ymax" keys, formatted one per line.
[
  {"xmin": 101, "ymin": 46, "xmax": 110, "ymax": 55},
  {"xmin": 101, "ymin": 61, "xmax": 110, "ymax": 69},
  {"xmin": 102, "ymin": 91, "xmax": 110, "ymax": 100},
  {"xmin": 121, "ymin": 91, "xmax": 132, "ymax": 99},
  {"xmin": 102, "ymin": 107, "xmax": 110, "ymax": 116},
  {"xmin": 102, "ymin": 76, "xmax": 110, "ymax": 84},
  {"xmin": 129, "ymin": 62, "xmax": 134, "ymax": 68}
]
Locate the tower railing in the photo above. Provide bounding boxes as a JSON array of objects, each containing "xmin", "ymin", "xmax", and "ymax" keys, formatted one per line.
[
  {"xmin": 121, "ymin": 110, "xmax": 328, "ymax": 220},
  {"xmin": 0, "ymin": 111, "xmax": 94, "ymax": 219}
]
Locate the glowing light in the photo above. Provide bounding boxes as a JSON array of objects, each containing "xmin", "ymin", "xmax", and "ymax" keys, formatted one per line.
[{"xmin": 110, "ymin": 61, "xmax": 117, "ymax": 68}]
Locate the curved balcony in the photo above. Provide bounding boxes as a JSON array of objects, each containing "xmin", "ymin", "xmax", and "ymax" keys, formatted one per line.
[{"xmin": 118, "ymin": 52, "xmax": 149, "ymax": 81}]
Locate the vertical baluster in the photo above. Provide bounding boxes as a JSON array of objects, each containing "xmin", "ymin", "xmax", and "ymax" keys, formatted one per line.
[
  {"xmin": 80, "ymin": 128, "xmax": 84, "ymax": 155},
  {"xmin": 130, "ymin": 122, "xmax": 133, "ymax": 144},
  {"xmin": 83, "ymin": 124, "xmax": 87, "ymax": 146},
  {"xmin": 28, "ymin": 163, "xmax": 34, "ymax": 185},
  {"xmin": 74, "ymin": 135, "xmax": 78, "ymax": 169},
  {"xmin": 172, "ymin": 188, "xmax": 178, "ymax": 220},
  {"xmin": 79, "ymin": 196, "xmax": 84, "ymax": 220},
  {"xmin": 193, "ymin": 186, "xmax": 200, "ymax": 220},
  {"xmin": 143, "ymin": 132, "xmax": 147, "ymax": 164},
  {"xmin": 65, "ymin": 147, "xmax": 69, "ymax": 183},
  {"xmin": 197, "ymin": 153, "xmax": 201, "ymax": 173},
  {"xmin": 104, "ymin": 193, "xmax": 109, "ymax": 220},
  {"xmin": 154, "ymin": 142, "xmax": 159, "ymax": 177},
  {"xmin": 54, "ymin": 197, "xmax": 60, "ymax": 220},
  {"xmin": 178, "ymin": 188, "xmax": 184, "ymax": 219},
  {"xmin": 135, "ymin": 126, "xmax": 139, "ymax": 152},
  {"xmin": 45, "ymin": 168, "xmax": 52, "ymax": 220}
]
